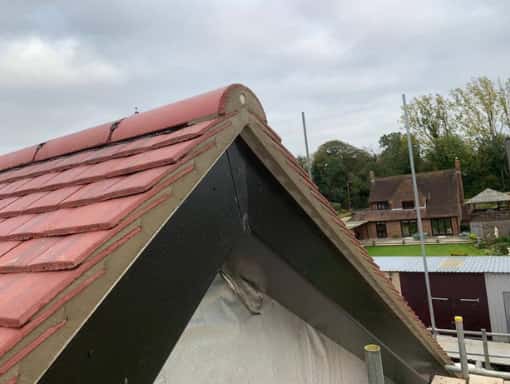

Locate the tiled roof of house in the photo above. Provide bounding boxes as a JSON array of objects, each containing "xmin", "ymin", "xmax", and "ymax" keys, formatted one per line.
[
  {"xmin": 363, "ymin": 169, "xmax": 462, "ymax": 219},
  {"xmin": 0, "ymin": 84, "xmax": 448, "ymax": 382}
]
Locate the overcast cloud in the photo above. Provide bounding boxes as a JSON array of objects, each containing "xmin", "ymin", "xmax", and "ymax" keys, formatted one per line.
[{"xmin": 1, "ymin": 0, "xmax": 509, "ymax": 156}]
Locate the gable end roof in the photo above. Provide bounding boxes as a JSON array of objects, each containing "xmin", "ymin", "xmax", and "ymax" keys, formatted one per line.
[{"xmin": 0, "ymin": 85, "xmax": 449, "ymax": 383}]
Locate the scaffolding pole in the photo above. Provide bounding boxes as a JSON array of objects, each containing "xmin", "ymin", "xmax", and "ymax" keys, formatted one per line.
[
  {"xmin": 402, "ymin": 94, "xmax": 437, "ymax": 335},
  {"xmin": 301, "ymin": 112, "xmax": 312, "ymax": 178},
  {"xmin": 364, "ymin": 344, "xmax": 385, "ymax": 384}
]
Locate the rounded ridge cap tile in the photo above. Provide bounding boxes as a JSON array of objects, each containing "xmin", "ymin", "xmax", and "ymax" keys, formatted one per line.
[
  {"xmin": 111, "ymin": 83, "xmax": 266, "ymax": 142},
  {"xmin": 0, "ymin": 84, "xmax": 266, "ymax": 175},
  {"xmin": 0, "ymin": 146, "xmax": 39, "ymax": 174},
  {"xmin": 34, "ymin": 122, "xmax": 114, "ymax": 163}
]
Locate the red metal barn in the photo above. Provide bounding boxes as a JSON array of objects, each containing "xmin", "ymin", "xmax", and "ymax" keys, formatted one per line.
[{"xmin": 375, "ymin": 256, "xmax": 510, "ymax": 336}]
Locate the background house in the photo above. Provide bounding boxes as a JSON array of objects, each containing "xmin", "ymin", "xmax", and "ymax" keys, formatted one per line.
[
  {"xmin": 374, "ymin": 256, "xmax": 510, "ymax": 340},
  {"xmin": 351, "ymin": 160, "xmax": 464, "ymax": 240}
]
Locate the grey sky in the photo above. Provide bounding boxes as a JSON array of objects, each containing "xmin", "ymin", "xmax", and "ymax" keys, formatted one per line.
[{"xmin": 1, "ymin": 0, "xmax": 509, "ymax": 157}]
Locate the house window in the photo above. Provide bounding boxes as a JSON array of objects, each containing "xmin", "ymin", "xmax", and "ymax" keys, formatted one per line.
[
  {"xmin": 375, "ymin": 201, "xmax": 390, "ymax": 210},
  {"xmin": 431, "ymin": 218, "xmax": 453, "ymax": 236},
  {"xmin": 376, "ymin": 222, "xmax": 387, "ymax": 238},
  {"xmin": 401, "ymin": 220, "xmax": 417, "ymax": 237},
  {"xmin": 402, "ymin": 201, "xmax": 415, "ymax": 209}
]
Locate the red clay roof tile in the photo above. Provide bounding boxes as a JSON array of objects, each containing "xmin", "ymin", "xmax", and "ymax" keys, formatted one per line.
[
  {"xmin": 117, "ymin": 120, "xmax": 214, "ymax": 155},
  {"xmin": 0, "ymin": 231, "xmax": 108, "ymax": 273},
  {"xmin": 22, "ymin": 185, "xmax": 82, "ymax": 214},
  {"xmin": 0, "ymin": 179, "xmax": 32, "ymax": 197},
  {"xmin": 62, "ymin": 165, "xmax": 173, "ymax": 208},
  {"xmin": 0, "ymin": 157, "xmax": 65, "ymax": 185},
  {"xmin": 0, "ymin": 242, "xmax": 20, "ymax": 258},
  {"xmin": 0, "ymin": 215, "xmax": 37, "ymax": 238},
  {"xmin": 0, "ymin": 237, "xmax": 59, "ymax": 271},
  {"xmin": 0, "ymin": 269, "xmax": 104, "ymax": 358},
  {"xmin": 9, "ymin": 173, "xmax": 59, "ymax": 195},
  {"xmin": 0, "ymin": 192, "xmax": 47, "ymax": 218},
  {"xmin": 0, "ymin": 226, "xmax": 141, "ymax": 329},
  {"xmin": 0, "ymin": 198, "xmax": 18, "ymax": 212},
  {"xmin": 5, "ymin": 193, "xmax": 144, "ymax": 240},
  {"xmin": 0, "ymin": 270, "xmax": 77, "ymax": 328}
]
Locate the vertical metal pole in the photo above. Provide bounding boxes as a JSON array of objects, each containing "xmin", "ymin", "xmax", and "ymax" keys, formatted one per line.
[
  {"xmin": 301, "ymin": 112, "xmax": 312, "ymax": 178},
  {"xmin": 402, "ymin": 94, "xmax": 437, "ymax": 335},
  {"xmin": 455, "ymin": 316, "xmax": 469, "ymax": 379},
  {"xmin": 481, "ymin": 328, "xmax": 492, "ymax": 369},
  {"xmin": 364, "ymin": 344, "xmax": 385, "ymax": 384}
]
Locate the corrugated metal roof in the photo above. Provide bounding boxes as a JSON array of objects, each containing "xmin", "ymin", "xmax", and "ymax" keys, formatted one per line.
[
  {"xmin": 344, "ymin": 220, "xmax": 367, "ymax": 229},
  {"xmin": 373, "ymin": 256, "xmax": 510, "ymax": 273}
]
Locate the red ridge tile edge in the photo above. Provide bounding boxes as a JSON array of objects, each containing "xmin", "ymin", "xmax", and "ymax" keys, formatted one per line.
[
  {"xmin": 34, "ymin": 122, "xmax": 113, "ymax": 162},
  {"xmin": 0, "ymin": 320, "xmax": 66, "ymax": 375},
  {"xmin": 110, "ymin": 86, "xmax": 232, "ymax": 142},
  {"xmin": 0, "ymin": 84, "xmax": 248, "ymax": 174}
]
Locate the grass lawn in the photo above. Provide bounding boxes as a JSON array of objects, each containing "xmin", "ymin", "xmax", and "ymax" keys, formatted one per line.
[{"xmin": 366, "ymin": 243, "xmax": 485, "ymax": 256}]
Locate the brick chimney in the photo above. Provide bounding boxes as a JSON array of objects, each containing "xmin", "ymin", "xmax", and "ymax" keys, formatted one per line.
[
  {"xmin": 455, "ymin": 157, "xmax": 461, "ymax": 172},
  {"xmin": 369, "ymin": 170, "xmax": 375, "ymax": 184}
]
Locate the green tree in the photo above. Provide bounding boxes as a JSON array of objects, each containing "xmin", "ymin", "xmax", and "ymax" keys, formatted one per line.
[
  {"xmin": 405, "ymin": 94, "xmax": 455, "ymax": 149},
  {"xmin": 423, "ymin": 134, "xmax": 470, "ymax": 170},
  {"xmin": 311, "ymin": 140, "xmax": 375, "ymax": 210},
  {"xmin": 403, "ymin": 76, "xmax": 510, "ymax": 197},
  {"xmin": 498, "ymin": 78, "xmax": 510, "ymax": 129},
  {"xmin": 376, "ymin": 132, "xmax": 422, "ymax": 176},
  {"xmin": 451, "ymin": 77, "xmax": 510, "ymax": 141}
]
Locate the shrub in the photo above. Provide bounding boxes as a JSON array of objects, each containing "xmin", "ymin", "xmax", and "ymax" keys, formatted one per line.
[
  {"xmin": 494, "ymin": 236, "xmax": 510, "ymax": 244},
  {"xmin": 492, "ymin": 243, "xmax": 510, "ymax": 255},
  {"xmin": 450, "ymin": 251, "xmax": 468, "ymax": 256}
]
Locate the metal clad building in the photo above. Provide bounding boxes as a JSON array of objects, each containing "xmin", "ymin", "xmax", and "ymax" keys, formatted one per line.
[{"xmin": 374, "ymin": 256, "xmax": 510, "ymax": 337}]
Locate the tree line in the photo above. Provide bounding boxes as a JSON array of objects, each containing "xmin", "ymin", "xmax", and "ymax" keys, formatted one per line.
[{"xmin": 299, "ymin": 76, "xmax": 510, "ymax": 211}]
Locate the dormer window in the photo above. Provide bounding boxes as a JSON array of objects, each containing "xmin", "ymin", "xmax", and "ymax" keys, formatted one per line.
[
  {"xmin": 375, "ymin": 201, "xmax": 390, "ymax": 210},
  {"xmin": 402, "ymin": 201, "xmax": 415, "ymax": 209}
]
